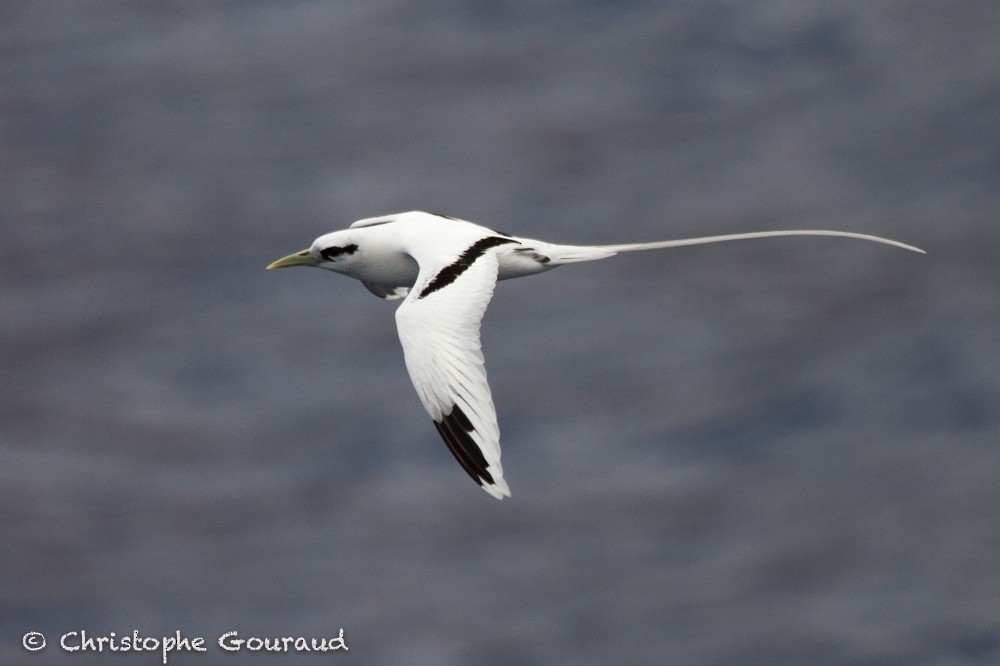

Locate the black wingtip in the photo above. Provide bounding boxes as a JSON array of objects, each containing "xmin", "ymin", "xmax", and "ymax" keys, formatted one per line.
[{"xmin": 433, "ymin": 404, "xmax": 495, "ymax": 487}]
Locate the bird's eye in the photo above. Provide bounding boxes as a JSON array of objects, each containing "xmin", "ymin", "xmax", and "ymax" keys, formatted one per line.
[{"xmin": 320, "ymin": 244, "xmax": 359, "ymax": 261}]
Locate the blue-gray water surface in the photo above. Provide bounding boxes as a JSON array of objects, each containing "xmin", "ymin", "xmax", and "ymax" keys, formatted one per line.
[{"xmin": 2, "ymin": 2, "xmax": 999, "ymax": 664}]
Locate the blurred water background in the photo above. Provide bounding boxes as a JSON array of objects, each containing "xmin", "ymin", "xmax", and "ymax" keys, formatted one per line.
[{"xmin": 2, "ymin": 2, "xmax": 999, "ymax": 664}]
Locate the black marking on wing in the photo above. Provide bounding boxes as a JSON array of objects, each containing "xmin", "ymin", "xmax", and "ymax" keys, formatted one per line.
[
  {"xmin": 418, "ymin": 236, "xmax": 518, "ymax": 299},
  {"xmin": 433, "ymin": 404, "xmax": 495, "ymax": 487},
  {"xmin": 514, "ymin": 247, "xmax": 551, "ymax": 264},
  {"xmin": 320, "ymin": 244, "xmax": 358, "ymax": 261}
]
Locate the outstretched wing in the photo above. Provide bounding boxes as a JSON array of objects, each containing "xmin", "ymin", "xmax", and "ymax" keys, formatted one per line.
[{"xmin": 394, "ymin": 235, "xmax": 518, "ymax": 499}]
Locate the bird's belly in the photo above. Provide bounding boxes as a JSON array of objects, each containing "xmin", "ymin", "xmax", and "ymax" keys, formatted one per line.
[{"xmin": 353, "ymin": 252, "xmax": 420, "ymax": 289}]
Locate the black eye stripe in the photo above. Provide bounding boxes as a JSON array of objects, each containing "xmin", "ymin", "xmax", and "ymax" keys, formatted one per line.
[{"xmin": 320, "ymin": 244, "xmax": 358, "ymax": 261}]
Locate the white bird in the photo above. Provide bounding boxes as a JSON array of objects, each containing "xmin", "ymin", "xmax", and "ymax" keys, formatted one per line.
[{"xmin": 267, "ymin": 211, "xmax": 923, "ymax": 499}]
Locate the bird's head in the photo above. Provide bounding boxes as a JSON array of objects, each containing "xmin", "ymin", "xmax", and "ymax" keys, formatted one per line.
[{"xmin": 266, "ymin": 231, "xmax": 360, "ymax": 273}]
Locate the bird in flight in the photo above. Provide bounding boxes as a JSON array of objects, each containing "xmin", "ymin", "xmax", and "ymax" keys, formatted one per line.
[{"xmin": 267, "ymin": 211, "xmax": 923, "ymax": 499}]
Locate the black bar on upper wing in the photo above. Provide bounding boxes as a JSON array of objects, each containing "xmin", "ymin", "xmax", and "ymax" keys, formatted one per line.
[{"xmin": 417, "ymin": 236, "xmax": 518, "ymax": 299}]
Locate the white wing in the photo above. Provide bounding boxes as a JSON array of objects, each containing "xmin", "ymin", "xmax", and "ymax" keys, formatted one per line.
[{"xmin": 394, "ymin": 236, "xmax": 516, "ymax": 499}]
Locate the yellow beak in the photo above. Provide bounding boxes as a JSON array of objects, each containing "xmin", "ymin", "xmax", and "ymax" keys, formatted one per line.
[{"xmin": 267, "ymin": 249, "xmax": 321, "ymax": 270}]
